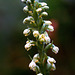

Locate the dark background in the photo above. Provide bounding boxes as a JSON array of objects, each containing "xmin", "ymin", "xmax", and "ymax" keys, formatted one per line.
[{"xmin": 0, "ymin": 0, "xmax": 75, "ymax": 75}]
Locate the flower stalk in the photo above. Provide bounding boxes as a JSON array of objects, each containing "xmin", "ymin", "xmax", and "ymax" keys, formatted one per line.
[{"xmin": 21, "ymin": 0, "xmax": 59, "ymax": 75}]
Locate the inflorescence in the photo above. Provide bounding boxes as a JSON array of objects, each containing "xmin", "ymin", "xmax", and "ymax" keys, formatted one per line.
[{"xmin": 21, "ymin": 0, "xmax": 59, "ymax": 75}]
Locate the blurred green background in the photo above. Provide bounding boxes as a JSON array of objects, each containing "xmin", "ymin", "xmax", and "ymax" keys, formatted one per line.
[{"xmin": 0, "ymin": 0, "xmax": 75, "ymax": 75}]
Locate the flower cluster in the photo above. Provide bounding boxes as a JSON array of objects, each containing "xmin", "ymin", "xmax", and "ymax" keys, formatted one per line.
[
  {"xmin": 29, "ymin": 60, "xmax": 39, "ymax": 71},
  {"xmin": 29, "ymin": 53, "xmax": 40, "ymax": 72},
  {"xmin": 25, "ymin": 40, "xmax": 35, "ymax": 51},
  {"xmin": 21, "ymin": 0, "xmax": 59, "ymax": 75},
  {"xmin": 47, "ymin": 56, "xmax": 56, "ymax": 71},
  {"xmin": 23, "ymin": 28, "xmax": 31, "ymax": 36},
  {"xmin": 52, "ymin": 44, "xmax": 59, "ymax": 54},
  {"xmin": 39, "ymin": 32, "xmax": 50, "ymax": 44}
]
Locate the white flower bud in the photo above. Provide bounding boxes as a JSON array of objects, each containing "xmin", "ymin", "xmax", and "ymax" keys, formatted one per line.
[
  {"xmin": 21, "ymin": 0, "xmax": 26, "ymax": 2},
  {"xmin": 41, "ymin": 12, "xmax": 48, "ymax": 16},
  {"xmin": 33, "ymin": 53, "xmax": 40, "ymax": 63},
  {"xmin": 45, "ymin": 36, "xmax": 50, "ymax": 44},
  {"xmin": 42, "ymin": 6, "xmax": 49, "ymax": 9},
  {"xmin": 44, "ymin": 21, "xmax": 52, "ymax": 25},
  {"xmin": 52, "ymin": 46, "xmax": 59, "ymax": 54},
  {"xmin": 23, "ymin": 29, "xmax": 31, "ymax": 36},
  {"xmin": 29, "ymin": 61, "xmax": 37, "ymax": 71},
  {"xmin": 39, "ymin": 2, "xmax": 47, "ymax": 6},
  {"xmin": 26, "ymin": 40, "xmax": 30, "ymax": 44},
  {"xmin": 27, "ymin": 0, "xmax": 31, "ymax": 3},
  {"xmin": 39, "ymin": 34, "xmax": 45, "ymax": 42},
  {"xmin": 23, "ymin": 6, "xmax": 28, "ymax": 12},
  {"xmin": 33, "ymin": 53, "xmax": 39, "ymax": 59},
  {"xmin": 26, "ymin": 40, "xmax": 33, "ymax": 43},
  {"xmin": 36, "ymin": 8, "xmax": 42, "ymax": 13},
  {"xmin": 37, "ymin": 73, "xmax": 43, "ymax": 75},
  {"xmin": 47, "ymin": 25, "xmax": 54, "ymax": 32},
  {"xmin": 26, "ymin": 40, "xmax": 35, "ymax": 47},
  {"xmin": 23, "ymin": 16, "xmax": 33, "ymax": 24},
  {"xmin": 51, "ymin": 64, "xmax": 56, "ymax": 71},
  {"xmin": 33, "ymin": 31, "xmax": 39, "ymax": 37},
  {"xmin": 47, "ymin": 56, "xmax": 56, "ymax": 64},
  {"xmin": 44, "ymin": 31, "xmax": 50, "ymax": 44},
  {"xmin": 25, "ymin": 43, "xmax": 31, "ymax": 51},
  {"xmin": 44, "ymin": 31, "xmax": 48, "ymax": 36}
]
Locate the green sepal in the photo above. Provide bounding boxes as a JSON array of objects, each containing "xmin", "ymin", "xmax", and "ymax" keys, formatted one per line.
[
  {"xmin": 46, "ymin": 63, "xmax": 52, "ymax": 71},
  {"xmin": 36, "ymin": 66, "xmax": 40, "ymax": 74},
  {"xmin": 44, "ymin": 41, "xmax": 53, "ymax": 52}
]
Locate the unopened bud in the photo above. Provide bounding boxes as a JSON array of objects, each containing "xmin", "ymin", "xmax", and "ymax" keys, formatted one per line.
[{"xmin": 41, "ymin": 12, "xmax": 48, "ymax": 16}]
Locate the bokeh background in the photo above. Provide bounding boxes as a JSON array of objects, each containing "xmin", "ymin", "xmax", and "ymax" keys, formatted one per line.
[{"xmin": 0, "ymin": 0, "xmax": 75, "ymax": 75}]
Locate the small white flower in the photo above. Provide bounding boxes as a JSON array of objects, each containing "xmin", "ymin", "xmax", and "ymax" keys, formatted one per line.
[
  {"xmin": 47, "ymin": 25, "xmax": 54, "ymax": 32},
  {"xmin": 39, "ymin": 34, "xmax": 45, "ymax": 43},
  {"xmin": 29, "ymin": 61, "xmax": 37, "ymax": 71},
  {"xmin": 44, "ymin": 31, "xmax": 48, "ymax": 36},
  {"xmin": 27, "ymin": 0, "xmax": 31, "ymax": 3},
  {"xmin": 26, "ymin": 40, "xmax": 33, "ymax": 43},
  {"xmin": 45, "ymin": 36, "xmax": 50, "ymax": 44},
  {"xmin": 26, "ymin": 40, "xmax": 35, "ymax": 46},
  {"xmin": 21, "ymin": 0, "xmax": 26, "ymax": 2},
  {"xmin": 33, "ymin": 31, "xmax": 39, "ymax": 37},
  {"xmin": 23, "ymin": 16, "xmax": 33, "ymax": 24},
  {"xmin": 51, "ymin": 64, "xmax": 56, "ymax": 71},
  {"xmin": 23, "ymin": 29, "xmax": 31, "ymax": 36},
  {"xmin": 26, "ymin": 40, "xmax": 30, "ymax": 44},
  {"xmin": 44, "ymin": 21, "xmax": 52, "ymax": 25},
  {"xmin": 36, "ymin": 8, "xmax": 42, "ymax": 13},
  {"xmin": 33, "ymin": 53, "xmax": 40, "ymax": 63},
  {"xmin": 44, "ymin": 31, "xmax": 50, "ymax": 44},
  {"xmin": 42, "ymin": 6, "xmax": 49, "ymax": 9},
  {"xmin": 47, "ymin": 56, "xmax": 56, "ymax": 64},
  {"xmin": 52, "ymin": 46, "xmax": 59, "ymax": 54},
  {"xmin": 41, "ymin": 12, "xmax": 48, "ymax": 16},
  {"xmin": 37, "ymin": 73, "xmax": 43, "ymax": 75},
  {"xmin": 39, "ymin": 2, "xmax": 47, "ymax": 6},
  {"xmin": 33, "ymin": 53, "xmax": 39, "ymax": 59},
  {"xmin": 23, "ymin": 6, "xmax": 28, "ymax": 12},
  {"xmin": 25, "ymin": 43, "xmax": 31, "ymax": 51}
]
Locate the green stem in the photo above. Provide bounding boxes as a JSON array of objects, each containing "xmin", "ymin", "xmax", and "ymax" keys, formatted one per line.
[{"xmin": 38, "ymin": 43, "xmax": 47, "ymax": 75}]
